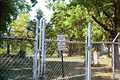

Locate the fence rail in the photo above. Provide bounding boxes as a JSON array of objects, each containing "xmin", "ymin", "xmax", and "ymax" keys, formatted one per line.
[
  {"xmin": 0, "ymin": 36, "xmax": 36, "ymax": 41},
  {"xmin": 46, "ymin": 39, "xmax": 120, "ymax": 44}
]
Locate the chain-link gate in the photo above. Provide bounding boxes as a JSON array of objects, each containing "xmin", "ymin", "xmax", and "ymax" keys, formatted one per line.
[
  {"xmin": 38, "ymin": 20, "xmax": 120, "ymax": 80},
  {"xmin": 36, "ymin": 21, "xmax": 92, "ymax": 80},
  {"xmin": 45, "ymin": 40, "xmax": 86, "ymax": 80},
  {"xmin": 2, "ymin": 19, "xmax": 119, "ymax": 80}
]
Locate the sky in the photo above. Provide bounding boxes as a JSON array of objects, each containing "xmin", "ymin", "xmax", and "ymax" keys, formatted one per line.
[
  {"xmin": 26, "ymin": 0, "xmax": 53, "ymax": 22},
  {"xmin": 27, "ymin": 0, "xmax": 69, "ymax": 22}
]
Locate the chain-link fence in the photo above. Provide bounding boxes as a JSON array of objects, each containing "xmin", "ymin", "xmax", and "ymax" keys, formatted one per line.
[
  {"xmin": 114, "ymin": 43, "xmax": 120, "ymax": 80},
  {"xmin": 45, "ymin": 41, "xmax": 86, "ymax": 80},
  {"xmin": 90, "ymin": 42, "xmax": 120, "ymax": 80},
  {"xmin": 0, "ymin": 37, "xmax": 35, "ymax": 80}
]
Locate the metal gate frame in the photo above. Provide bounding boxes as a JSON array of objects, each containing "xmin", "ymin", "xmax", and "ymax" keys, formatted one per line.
[{"xmin": 33, "ymin": 19, "xmax": 92, "ymax": 80}]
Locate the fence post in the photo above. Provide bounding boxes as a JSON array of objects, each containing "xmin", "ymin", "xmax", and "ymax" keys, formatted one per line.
[
  {"xmin": 41, "ymin": 20, "xmax": 46, "ymax": 79},
  {"xmin": 33, "ymin": 20, "xmax": 39, "ymax": 80},
  {"xmin": 38, "ymin": 18, "xmax": 43, "ymax": 78},
  {"xmin": 88, "ymin": 23, "xmax": 91, "ymax": 80},
  {"xmin": 43, "ymin": 20, "xmax": 46, "ymax": 80},
  {"xmin": 85, "ymin": 28, "xmax": 88, "ymax": 80},
  {"xmin": 112, "ymin": 32, "xmax": 120, "ymax": 80},
  {"xmin": 112, "ymin": 43, "xmax": 115, "ymax": 80}
]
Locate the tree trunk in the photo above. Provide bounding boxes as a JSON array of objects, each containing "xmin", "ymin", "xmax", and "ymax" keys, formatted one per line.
[
  {"xmin": 7, "ymin": 40, "xmax": 10, "ymax": 55},
  {"xmin": 107, "ymin": 45, "xmax": 111, "ymax": 58},
  {"xmin": 68, "ymin": 43, "xmax": 73, "ymax": 57},
  {"xmin": 68, "ymin": 36, "xmax": 74, "ymax": 57}
]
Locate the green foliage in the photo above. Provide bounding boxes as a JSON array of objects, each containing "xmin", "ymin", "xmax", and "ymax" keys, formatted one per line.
[
  {"xmin": 46, "ymin": 0, "xmax": 120, "ymax": 41},
  {"xmin": 36, "ymin": 9, "xmax": 44, "ymax": 21},
  {"xmin": 91, "ymin": 22, "xmax": 110, "ymax": 41},
  {"xmin": 10, "ymin": 12, "xmax": 33, "ymax": 38},
  {"xmin": 9, "ymin": 12, "xmax": 34, "ymax": 53},
  {"xmin": 27, "ymin": 19, "xmax": 36, "ymax": 38},
  {"xmin": 45, "ymin": 22, "xmax": 56, "ymax": 39},
  {"xmin": 0, "ymin": 0, "xmax": 37, "ymax": 35},
  {"xmin": 76, "ymin": 0, "xmax": 120, "ymax": 39},
  {"xmin": 0, "ymin": 48, "xmax": 7, "ymax": 55},
  {"xmin": 45, "ymin": 0, "xmax": 116, "ymax": 56},
  {"xmin": 30, "ymin": 0, "xmax": 38, "ymax": 7},
  {"xmin": 50, "ymin": 2, "xmax": 89, "ymax": 41}
]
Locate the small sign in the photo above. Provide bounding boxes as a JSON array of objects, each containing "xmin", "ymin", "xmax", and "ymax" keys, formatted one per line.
[{"xmin": 57, "ymin": 35, "xmax": 66, "ymax": 51}]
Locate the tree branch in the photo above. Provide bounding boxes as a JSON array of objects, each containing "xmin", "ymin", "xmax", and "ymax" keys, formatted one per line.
[
  {"xmin": 113, "ymin": 1, "xmax": 117, "ymax": 28},
  {"xmin": 103, "ymin": 11, "xmax": 114, "ymax": 27},
  {"xmin": 103, "ymin": 11, "xmax": 110, "ymax": 18},
  {"xmin": 92, "ymin": 15, "xmax": 111, "ymax": 33}
]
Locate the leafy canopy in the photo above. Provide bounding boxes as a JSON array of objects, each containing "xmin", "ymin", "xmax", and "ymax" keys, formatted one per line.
[{"xmin": 0, "ymin": 0, "xmax": 37, "ymax": 35}]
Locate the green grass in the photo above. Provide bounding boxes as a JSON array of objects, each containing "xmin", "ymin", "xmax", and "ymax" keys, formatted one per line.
[
  {"xmin": 46, "ymin": 56, "xmax": 120, "ymax": 80},
  {"xmin": 0, "ymin": 56, "xmax": 33, "ymax": 80},
  {"xmin": 0, "ymin": 55, "xmax": 120, "ymax": 80}
]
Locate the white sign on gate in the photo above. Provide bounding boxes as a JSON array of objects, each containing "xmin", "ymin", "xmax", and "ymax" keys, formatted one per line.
[{"xmin": 57, "ymin": 35, "xmax": 66, "ymax": 51}]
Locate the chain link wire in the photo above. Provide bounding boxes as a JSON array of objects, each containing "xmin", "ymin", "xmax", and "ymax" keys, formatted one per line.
[
  {"xmin": 114, "ymin": 43, "xmax": 120, "ymax": 80},
  {"xmin": 0, "ymin": 38, "xmax": 34, "ymax": 80},
  {"xmin": 1, "ymin": 37, "xmax": 120, "ymax": 80},
  {"xmin": 90, "ymin": 42, "xmax": 120, "ymax": 80},
  {"xmin": 45, "ymin": 41, "xmax": 86, "ymax": 80}
]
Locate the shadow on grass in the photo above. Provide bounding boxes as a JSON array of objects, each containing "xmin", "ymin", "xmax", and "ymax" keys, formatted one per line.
[
  {"xmin": 46, "ymin": 60, "xmax": 85, "ymax": 80},
  {"xmin": 0, "ymin": 56, "xmax": 33, "ymax": 80},
  {"xmin": 91, "ymin": 76, "xmax": 112, "ymax": 80},
  {"xmin": 46, "ymin": 58, "xmax": 117, "ymax": 80},
  {"xmin": 0, "ymin": 56, "xmax": 119, "ymax": 80}
]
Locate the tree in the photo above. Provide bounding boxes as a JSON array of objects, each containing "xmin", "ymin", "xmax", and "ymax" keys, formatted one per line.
[
  {"xmin": 10, "ymin": 12, "xmax": 31, "ymax": 37},
  {"xmin": 10, "ymin": 12, "xmax": 32, "ymax": 57},
  {"xmin": 36, "ymin": 9, "xmax": 44, "ymax": 21},
  {"xmin": 48, "ymin": 2, "xmax": 89, "ymax": 56},
  {"xmin": 0, "ymin": 0, "xmax": 37, "ymax": 35},
  {"xmin": 75, "ymin": 0, "xmax": 120, "ymax": 69},
  {"xmin": 46, "ymin": 0, "xmax": 120, "ymax": 69},
  {"xmin": 0, "ymin": 0, "xmax": 37, "ymax": 56}
]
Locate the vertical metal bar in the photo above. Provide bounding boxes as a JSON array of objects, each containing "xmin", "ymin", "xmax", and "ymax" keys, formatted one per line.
[
  {"xmin": 88, "ymin": 23, "xmax": 91, "ymax": 80},
  {"xmin": 33, "ymin": 43, "xmax": 36, "ymax": 79},
  {"xmin": 38, "ymin": 19, "xmax": 42, "ymax": 77},
  {"xmin": 112, "ymin": 44, "xmax": 115, "ymax": 80},
  {"xmin": 61, "ymin": 50, "xmax": 64, "ymax": 77},
  {"xmin": 85, "ymin": 28, "xmax": 88, "ymax": 80},
  {"xmin": 41, "ymin": 20, "xmax": 46, "ymax": 79},
  {"xmin": 112, "ymin": 32, "xmax": 120, "ymax": 80},
  {"xmin": 33, "ymin": 20, "xmax": 39, "ymax": 80},
  {"xmin": 44, "ymin": 40, "xmax": 47, "ymax": 80}
]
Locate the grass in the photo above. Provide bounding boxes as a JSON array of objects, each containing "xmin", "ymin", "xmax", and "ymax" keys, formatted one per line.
[
  {"xmin": 46, "ymin": 55, "xmax": 120, "ymax": 80},
  {"xmin": 91, "ymin": 58, "xmax": 120, "ymax": 80},
  {"xmin": 0, "ymin": 54, "xmax": 120, "ymax": 80},
  {"xmin": 0, "ymin": 56, "xmax": 33, "ymax": 80}
]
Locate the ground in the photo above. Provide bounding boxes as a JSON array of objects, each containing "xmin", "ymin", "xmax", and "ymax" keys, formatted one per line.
[{"xmin": 0, "ymin": 54, "xmax": 120, "ymax": 80}]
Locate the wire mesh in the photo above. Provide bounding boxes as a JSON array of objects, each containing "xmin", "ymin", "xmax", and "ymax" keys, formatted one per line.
[
  {"xmin": 45, "ymin": 41, "xmax": 86, "ymax": 80},
  {"xmin": 114, "ymin": 43, "xmax": 120, "ymax": 80},
  {"xmin": 0, "ymin": 38, "xmax": 34, "ymax": 80},
  {"xmin": 90, "ymin": 43, "xmax": 120, "ymax": 80}
]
